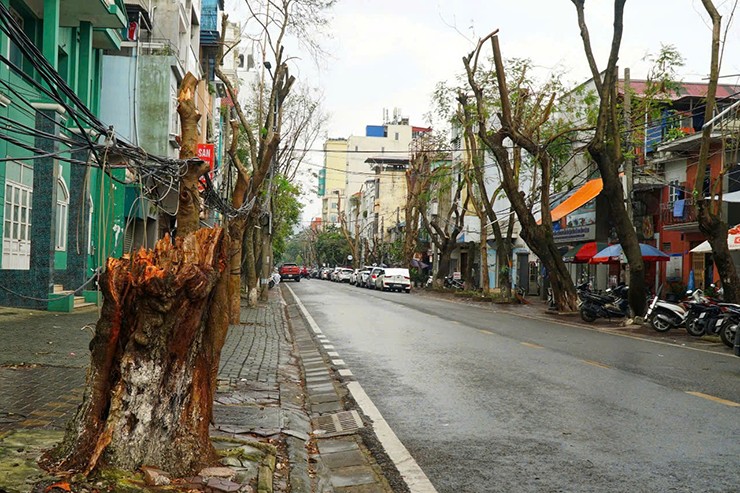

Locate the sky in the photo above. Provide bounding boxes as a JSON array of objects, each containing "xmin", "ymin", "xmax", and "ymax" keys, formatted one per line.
[{"xmin": 227, "ymin": 0, "xmax": 740, "ymax": 223}]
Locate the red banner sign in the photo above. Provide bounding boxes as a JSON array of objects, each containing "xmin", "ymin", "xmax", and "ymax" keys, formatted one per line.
[{"xmin": 197, "ymin": 143, "xmax": 215, "ymax": 169}]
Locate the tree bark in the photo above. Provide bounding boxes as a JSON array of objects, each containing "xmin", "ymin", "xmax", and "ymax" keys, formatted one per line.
[
  {"xmin": 176, "ymin": 72, "xmax": 207, "ymax": 238},
  {"xmin": 42, "ymin": 228, "xmax": 226, "ymax": 477}
]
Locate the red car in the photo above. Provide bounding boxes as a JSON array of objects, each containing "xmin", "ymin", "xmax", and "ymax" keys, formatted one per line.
[
  {"xmin": 278, "ymin": 263, "xmax": 301, "ymax": 282},
  {"xmin": 300, "ymin": 266, "xmax": 309, "ymax": 278}
]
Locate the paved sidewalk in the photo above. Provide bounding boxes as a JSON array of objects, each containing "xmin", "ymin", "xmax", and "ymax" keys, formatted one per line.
[{"xmin": 0, "ymin": 287, "xmax": 403, "ymax": 492}]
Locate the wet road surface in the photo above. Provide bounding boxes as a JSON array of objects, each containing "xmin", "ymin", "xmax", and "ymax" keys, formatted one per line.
[{"xmin": 291, "ymin": 279, "xmax": 740, "ymax": 493}]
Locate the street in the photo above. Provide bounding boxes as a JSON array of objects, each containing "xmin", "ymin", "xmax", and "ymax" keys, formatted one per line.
[{"xmin": 290, "ymin": 279, "xmax": 740, "ymax": 493}]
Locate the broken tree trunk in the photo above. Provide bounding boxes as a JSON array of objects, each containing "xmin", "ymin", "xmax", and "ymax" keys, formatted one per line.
[
  {"xmin": 42, "ymin": 227, "xmax": 227, "ymax": 478},
  {"xmin": 176, "ymin": 72, "xmax": 207, "ymax": 238}
]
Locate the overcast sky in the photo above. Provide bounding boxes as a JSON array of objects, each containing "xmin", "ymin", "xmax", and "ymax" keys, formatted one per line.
[{"xmin": 227, "ymin": 0, "xmax": 740, "ymax": 223}]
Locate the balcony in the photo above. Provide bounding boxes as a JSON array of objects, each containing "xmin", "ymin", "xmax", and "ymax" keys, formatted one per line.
[
  {"xmin": 200, "ymin": 0, "xmax": 222, "ymax": 47},
  {"xmin": 661, "ymin": 198, "xmax": 697, "ymax": 230}
]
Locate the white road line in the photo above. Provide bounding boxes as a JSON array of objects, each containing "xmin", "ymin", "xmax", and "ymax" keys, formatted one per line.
[
  {"xmin": 286, "ymin": 285, "xmax": 323, "ymax": 334},
  {"xmin": 347, "ymin": 381, "xmax": 438, "ymax": 493},
  {"xmin": 331, "ymin": 359, "xmax": 345, "ymax": 366},
  {"xmin": 287, "ymin": 285, "xmax": 437, "ymax": 493}
]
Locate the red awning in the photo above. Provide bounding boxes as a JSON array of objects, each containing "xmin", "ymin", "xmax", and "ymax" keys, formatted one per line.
[{"xmin": 549, "ymin": 178, "xmax": 603, "ymax": 222}]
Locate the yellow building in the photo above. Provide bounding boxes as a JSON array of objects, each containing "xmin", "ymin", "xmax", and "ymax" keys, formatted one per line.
[{"xmin": 320, "ymin": 138, "xmax": 348, "ymax": 225}]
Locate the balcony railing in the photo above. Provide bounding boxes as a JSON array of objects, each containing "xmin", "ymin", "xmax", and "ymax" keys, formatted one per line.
[{"xmin": 660, "ymin": 198, "xmax": 696, "ymax": 226}]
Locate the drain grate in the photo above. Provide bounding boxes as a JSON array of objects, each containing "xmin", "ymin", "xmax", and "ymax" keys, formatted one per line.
[{"xmin": 311, "ymin": 410, "xmax": 363, "ymax": 437}]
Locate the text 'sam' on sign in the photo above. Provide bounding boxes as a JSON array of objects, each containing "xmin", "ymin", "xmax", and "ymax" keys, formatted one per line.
[{"xmin": 197, "ymin": 143, "xmax": 215, "ymax": 170}]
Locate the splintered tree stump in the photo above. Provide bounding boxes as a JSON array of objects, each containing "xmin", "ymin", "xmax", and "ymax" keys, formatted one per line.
[{"xmin": 42, "ymin": 227, "xmax": 226, "ymax": 477}]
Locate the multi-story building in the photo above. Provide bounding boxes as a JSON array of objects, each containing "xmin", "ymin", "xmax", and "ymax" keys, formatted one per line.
[
  {"xmin": 553, "ymin": 76, "xmax": 740, "ymax": 293},
  {"xmin": 0, "ymin": 0, "xmax": 128, "ymax": 309},
  {"xmin": 319, "ymin": 138, "xmax": 347, "ymax": 226}
]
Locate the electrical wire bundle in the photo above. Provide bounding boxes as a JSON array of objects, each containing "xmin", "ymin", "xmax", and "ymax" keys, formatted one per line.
[{"xmin": 0, "ymin": 3, "xmax": 237, "ymax": 219}]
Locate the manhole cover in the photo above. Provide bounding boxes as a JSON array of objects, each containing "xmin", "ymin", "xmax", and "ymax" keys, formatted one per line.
[{"xmin": 312, "ymin": 410, "xmax": 363, "ymax": 437}]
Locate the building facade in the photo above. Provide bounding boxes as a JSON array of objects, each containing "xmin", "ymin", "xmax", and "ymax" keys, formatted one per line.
[{"xmin": 0, "ymin": 0, "xmax": 128, "ymax": 310}]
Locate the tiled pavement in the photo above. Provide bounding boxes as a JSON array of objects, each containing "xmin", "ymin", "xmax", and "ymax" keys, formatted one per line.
[{"xmin": 0, "ymin": 288, "xmax": 399, "ymax": 492}]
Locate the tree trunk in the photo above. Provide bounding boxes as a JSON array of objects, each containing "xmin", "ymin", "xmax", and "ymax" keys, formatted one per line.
[
  {"xmin": 42, "ymin": 228, "xmax": 226, "ymax": 477},
  {"xmin": 243, "ymin": 221, "xmax": 259, "ymax": 308},
  {"xmin": 175, "ymin": 73, "xmax": 207, "ymax": 238},
  {"xmin": 693, "ymin": 0, "xmax": 740, "ymax": 303},
  {"xmin": 435, "ymin": 245, "xmax": 452, "ymax": 286},
  {"xmin": 228, "ymin": 218, "xmax": 247, "ymax": 323},
  {"xmin": 480, "ymin": 224, "xmax": 489, "ymax": 294}
]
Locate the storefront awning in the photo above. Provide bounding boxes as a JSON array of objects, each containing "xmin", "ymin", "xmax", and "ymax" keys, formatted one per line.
[{"xmin": 549, "ymin": 178, "xmax": 603, "ymax": 222}]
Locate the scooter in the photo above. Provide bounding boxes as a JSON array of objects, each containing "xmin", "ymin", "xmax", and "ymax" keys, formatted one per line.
[
  {"xmin": 714, "ymin": 304, "xmax": 740, "ymax": 348},
  {"xmin": 579, "ymin": 284, "xmax": 629, "ymax": 322},
  {"xmin": 645, "ymin": 289, "xmax": 704, "ymax": 333}
]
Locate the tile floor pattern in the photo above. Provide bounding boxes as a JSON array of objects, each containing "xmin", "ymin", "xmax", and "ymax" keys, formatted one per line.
[{"xmin": 0, "ymin": 366, "xmax": 85, "ymax": 432}]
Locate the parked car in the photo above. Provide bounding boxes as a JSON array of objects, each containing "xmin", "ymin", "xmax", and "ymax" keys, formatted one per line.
[
  {"xmin": 376, "ymin": 268, "xmax": 411, "ymax": 293},
  {"xmin": 337, "ymin": 268, "xmax": 353, "ymax": 283},
  {"xmin": 366, "ymin": 267, "xmax": 384, "ymax": 289},
  {"xmin": 278, "ymin": 263, "xmax": 301, "ymax": 282},
  {"xmin": 300, "ymin": 266, "xmax": 309, "ymax": 278},
  {"xmin": 320, "ymin": 268, "xmax": 332, "ymax": 280},
  {"xmin": 357, "ymin": 268, "xmax": 372, "ymax": 287},
  {"xmin": 349, "ymin": 269, "xmax": 359, "ymax": 285}
]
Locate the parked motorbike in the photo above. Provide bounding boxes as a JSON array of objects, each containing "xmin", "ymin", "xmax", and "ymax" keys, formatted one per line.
[
  {"xmin": 444, "ymin": 276, "xmax": 464, "ymax": 290},
  {"xmin": 579, "ymin": 284, "xmax": 629, "ymax": 322},
  {"xmin": 715, "ymin": 304, "xmax": 740, "ymax": 348},
  {"xmin": 645, "ymin": 289, "xmax": 706, "ymax": 333}
]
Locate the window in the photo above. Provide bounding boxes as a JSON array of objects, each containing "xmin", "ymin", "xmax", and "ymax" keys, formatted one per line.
[
  {"xmin": 55, "ymin": 177, "xmax": 69, "ymax": 251},
  {"xmin": 668, "ymin": 180, "xmax": 684, "ymax": 203},
  {"xmin": 2, "ymin": 179, "xmax": 32, "ymax": 269},
  {"xmin": 7, "ymin": 8, "xmax": 24, "ymax": 69},
  {"xmin": 238, "ymin": 54, "xmax": 245, "ymax": 68},
  {"xmin": 394, "ymin": 132, "xmax": 399, "ymax": 141}
]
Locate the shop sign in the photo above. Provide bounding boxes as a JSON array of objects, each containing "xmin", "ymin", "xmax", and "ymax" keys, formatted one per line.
[{"xmin": 553, "ymin": 224, "xmax": 596, "ymax": 243}]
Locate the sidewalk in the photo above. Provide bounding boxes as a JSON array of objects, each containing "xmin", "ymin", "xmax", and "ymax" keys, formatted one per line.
[{"xmin": 0, "ymin": 287, "xmax": 400, "ymax": 492}]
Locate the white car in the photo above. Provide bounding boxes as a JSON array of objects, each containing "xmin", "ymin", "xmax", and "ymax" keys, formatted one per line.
[
  {"xmin": 376, "ymin": 268, "xmax": 411, "ymax": 293},
  {"xmin": 337, "ymin": 268, "xmax": 353, "ymax": 283}
]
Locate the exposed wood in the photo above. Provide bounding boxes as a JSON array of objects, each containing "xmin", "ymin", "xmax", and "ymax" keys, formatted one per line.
[{"xmin": 42, "ymin": 228, "xmax": 227, "ymax": 478}]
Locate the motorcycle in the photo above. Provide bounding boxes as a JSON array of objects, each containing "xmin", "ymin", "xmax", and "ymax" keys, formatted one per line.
[
  {"xmin": 579, "ymin": 284, "xmax": 629, "ymax": 322},
  {"xmin": 444, "ymin": 276, "xmax": 464, "ymax": 290},
  {"xmin": 547, "ymin": 281, "xmax": 591, "ymax": 311},
  {"xmin": 714, "ymin": 304, "xmax": 740, "ymax": 348},
  {"xmin": 645, "ymin": 289, "xmax": 705, "ymax": 333}
]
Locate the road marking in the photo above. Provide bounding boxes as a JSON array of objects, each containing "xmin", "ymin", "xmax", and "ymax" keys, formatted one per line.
[
  {"xmin": 288, "ymin": 286, "xmax": 437, "ymax": 493},
  {"xmin": 685, "ymin": 391, "xmax": 740, "ymax": 407},
  {"xmin": 338, "ymin": 369, "xmax": 353, "ymax": 377},
  {"xmin": 582, "ymin": 359, "xmax": 610, "ymax": 369},
  {"xmin": 521, "ymin": 342, "xmax": 543, "ymax": 349},
  {"xmin": 347, "ymin": 382, "xmax": 438, "ymax": 493},
  {"xmin": 331, "ymin": 359, "xmax": 345, "ymax": 366},
  {"xmin": 478, "ymin": 329, "xmax": 493, "ymax": 335}
]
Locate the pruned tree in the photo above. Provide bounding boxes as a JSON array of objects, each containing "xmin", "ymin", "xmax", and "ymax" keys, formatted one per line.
[
  {"xmin": 692, "ymin": 0, "xmax": 740, "ymax": 303},
  {"xmin": 419, "ymin": 162, "xmax": 469, "ymax": 286},
  {"xmin": 568, "ymin": 0, "xmax": 648, "ymax": 315},
  {"xmin": 462, "ymin": 31, "xmax": 580, "ymax": 311},
  {"xmin": 404, "ymin": 132, "xmax": 449, "ymax": 268},
  {"xmin": 337, "ymin": 193, "xmax": 361, "ymax": 267}
]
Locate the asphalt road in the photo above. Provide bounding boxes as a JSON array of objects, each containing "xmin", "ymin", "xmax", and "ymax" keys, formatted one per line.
[{"xmin": 290, "ymin": 279, "xmax": 740, "ymax": 493}]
